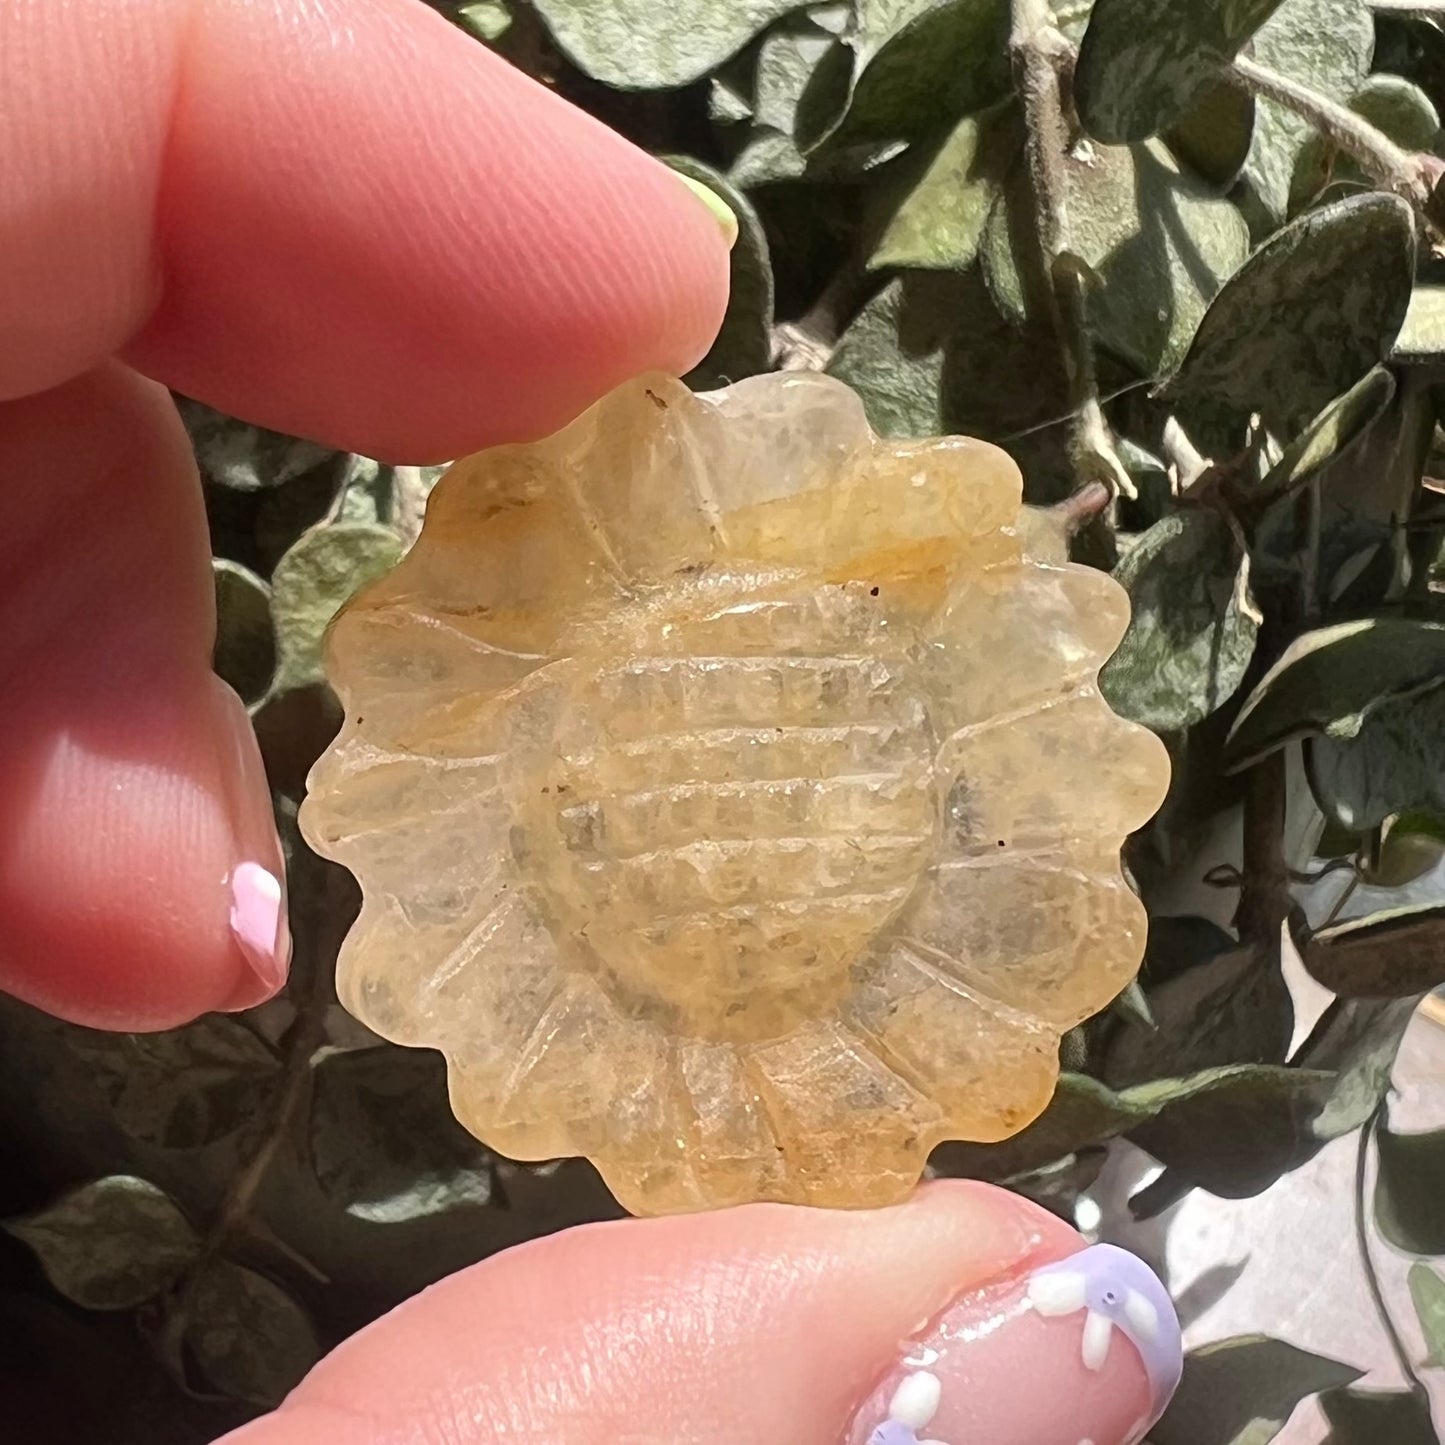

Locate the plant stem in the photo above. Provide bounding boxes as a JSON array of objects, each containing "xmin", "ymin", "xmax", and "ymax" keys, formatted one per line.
[
  {"xmin": 1235, "ymin": 750, "xmax": 1291, "ymax": 945},
  {"xmin": 156, "ymin": 832, "xmax": 346, "ymax": 1385},
  {"xmin": 1355, "ymin": 1105, "xmax": 1430, "ymax": 1400},
  {"xmin": 774, "ymin": 253, "xmax": 869, "ymax": 372},
  {"xmin": 1008, "ymin": 0, "xmax": 1134, "ymax": 498},
  {"xmin": 1232, "ymin": 54, "xmax": 1438, "ymax": 208}
]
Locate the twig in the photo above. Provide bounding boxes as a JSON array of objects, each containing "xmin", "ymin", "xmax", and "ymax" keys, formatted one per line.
[
  {"xmin": 156, "ymin": 834, "xmax": 346, "ymax": 1384},
  {"xmin": 1235, "ymin": 750, "xmax": 1291, "ymax": 944},
  {"xmin": 1356, "ymin": 1105, "xmax": 1431, "ymax": 1400},
  {"xmin": 1008, "ymin": 0, "xmax": 1135, "ymax": 498},
  {"xmin": 1232, "ymin": 54, "xmax": 1440, "ymax": 208},
  {"xmin": 773, "ymin": 254, "xmax": 869, "ymax": 371}
]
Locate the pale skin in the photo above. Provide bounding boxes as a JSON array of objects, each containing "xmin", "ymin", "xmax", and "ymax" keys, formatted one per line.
[{"xmin": 0, "ymin": 2, "xmax": 1171, "ymax": 1440}]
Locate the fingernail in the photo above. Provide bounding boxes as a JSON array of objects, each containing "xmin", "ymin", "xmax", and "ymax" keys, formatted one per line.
[
  {"xmin": 675, "ymin": 172, "xmax": 739, "ymax": 250},
  {"xmin": 229, "ymin": 861, "xmax": 291, "ymax": 993},
  {"xmin": 846, "ymin": 1243, "xmax": 1181, "ymax": 1445}
]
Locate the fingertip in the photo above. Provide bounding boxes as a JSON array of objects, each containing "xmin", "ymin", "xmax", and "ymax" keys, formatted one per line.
[
  {"xmin": 124, "ymin": 0, "xmax": 733, "ymax": 460},
  {"xmin": 0, "ymin": 370, "xmax": 288, "ymax": 1030}
]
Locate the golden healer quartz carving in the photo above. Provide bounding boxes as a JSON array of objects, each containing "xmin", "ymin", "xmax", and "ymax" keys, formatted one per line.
[{"xmin": 298, "ymin": 371, "xmax": 1170, "ymax": 1215}]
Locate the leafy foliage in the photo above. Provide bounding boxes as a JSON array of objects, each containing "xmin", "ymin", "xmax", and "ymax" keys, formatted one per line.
[
  {"xmin": 1074, "ymin": 0, "xmax": 1285, "ymax": 144},
  {"xmin": 11, "ymin": 0, "xmax": 1445, "ymax": 1438},
  {"xmin": 1100, "ymin": 509, "xmax": 1258, "ymax": 733},
  {"xmin": 1320, "ymin": 1385, "xmax": 1440, "ymax": 1443},
  {"xmin": 1375, "ymin": 1117, "xmax": 1445, "ymax": 1256},
  {"xmin": 184, "ymin": 1261, "xmax": 319, "ymax": 1408},
  {"xmin": 309, "ymin": 1046, "xmax": 496, "ymax": 1223},
  {"xmin": 1150, "ymin": 1334, "xmax": 1361, "ymax": 1445},
  {"xmin": 63, "ymin": 1018, "xmax": 282, "ymax": 1151},
  {"xmin": 2, "ymin": 1178, "xmax": 199, "ymax": 1312}
]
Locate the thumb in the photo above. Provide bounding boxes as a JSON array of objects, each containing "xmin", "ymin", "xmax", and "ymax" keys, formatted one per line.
[{"xmin": 217, "ymin": 1182, "xmax": 1180, "ymax": 1445}]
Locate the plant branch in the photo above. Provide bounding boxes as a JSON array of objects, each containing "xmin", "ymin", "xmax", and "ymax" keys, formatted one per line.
[
  {"xmin": 1009, "ymin": 0, "xmax": 1134, "ymax": 498},
  {"xmin": 156, "ymin": 828, "xmax": 346, "ymax": 1386},
  {"xmin": 773, "ymin": 251, "xmax": 870, "ymax": 372},
  {"xmin": 1356, "ymin": 1105, "xmax": 1430, "ymax": 1399},
  {"xmin": 1235, "ymin": 749, "xmax": 1291, "ymax": 945},
  {"xmin": 1232, "ymin": 54, "xmax": 1439, "ymax": 208}
]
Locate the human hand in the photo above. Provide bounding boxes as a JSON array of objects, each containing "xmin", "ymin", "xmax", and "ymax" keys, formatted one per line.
[
  {"xmin": 214, "ymin": 1179, "xmax": 1178, "ymax": 1445},
  {"xmin": 0, "ymin": 0, "xmax": 730, "ymax": 1030},
  {"xmin": 0, "ymin": 3, "xmax": 1180, "ymax": 1440}
]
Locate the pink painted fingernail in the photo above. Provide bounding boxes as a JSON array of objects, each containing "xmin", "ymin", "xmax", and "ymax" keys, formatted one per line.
[
  {"xmin": 229, "ymin": 861, "xmax": 290, "ymax": 993},
  {"xmin": 847, "ymin": 1243, "xmax": 1181, "ymax": 1445}
]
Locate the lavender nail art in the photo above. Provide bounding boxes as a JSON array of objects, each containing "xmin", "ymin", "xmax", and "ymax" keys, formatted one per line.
[
  {"xmin": 1026, "ymin": 1243, "xmax": 1183, "ymax": 1421},
  {"xmin": 865, "ymin": 1370, "xmax": 948, "ymax": 1445}
]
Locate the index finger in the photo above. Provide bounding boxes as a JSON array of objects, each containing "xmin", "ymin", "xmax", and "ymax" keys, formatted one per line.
[{"xmin": 2, "ymin": 0, "xmax": 731, "ymax": 459}]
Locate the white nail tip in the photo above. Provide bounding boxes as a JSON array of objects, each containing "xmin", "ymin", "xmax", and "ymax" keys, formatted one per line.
[
  {"xmin": 888, "ymin": 1370, "xmax": 942, "ymax": 1428},
  {"xmin": 1124, "ymin": 1289, "xmax": 1160, "ymax": 1341},
  {"xmin": 229, "ymin": 862, "xmax": 285, "ymax": 983},
  {"xmin": 1081, "ymin": 1309, "xmax": 1113, "ymax": 1372},
  {"xmin": 1027, "ymin": 1269, "xmax": 1087, "ymax": 1317}
]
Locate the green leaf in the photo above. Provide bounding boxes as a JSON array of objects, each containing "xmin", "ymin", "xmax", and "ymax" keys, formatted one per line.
[
  {"xmin": 1133, "ymin": 996, "xmax": 1414, "ymax": 1195},
  {"xmin": 1364, "ymin": 812, "xmax": 1445, "ymax": 888},
  {"xmin": 1319, "ymin": 1386, "xmax": 1439, "ymax": 1443},
  {"xmin": 1100, "ymin": 509, "xmax": 1260, "ymax": 733},
  {"xmin": 454, "ymin": 0, "xmax": 512, "ymax": 42},
  {"xmin": 1255, "ymin": 367, "xmax": 1397, "ymax": 506},
  {"xmin": 1303, "ymin": 901, "xmax": 1445, "ymax": 997},
  {"xmin": 271, "ymin": 523, "xmax": 403, "ymax": 693},
  {"xmin": 1074, "ymin": 0, "xmax": 1286, "ymax": 144},
  {"xmin": 1105, "ymin": 941, "xmax": 1292, "ymax": 1088},
  {"xmin": 212, "ymin": 559, "xmax": 275, "ymax": 707},
  {"xmin": 185, "ymin": 1260, "xmax": 319, "ymax": 1407},
  {"xmin": 871, "ymin": 102, "xmax": 1022, "ymax": 270},
  {"xmin": 1290, "ymin": 74, "xmax": 1441, "ymax": 214},
  {"xmin": 1394, "ymin": 286, "xmax": 1445, "ymax": 362},
  {"xmin": 1238, "ymin": 0, "xmax": 1375, "ymax": 225},
  {"xmin": 253, "ymin": 682, "xmax": 344, "ymax": 799},
  {"xmin": 1375, "ymin": 1119, "xmax": 1445, "ymax": 1255},
  {"xmin": 2, "ymin": 1177, "xmax": 198, "ymax": 1311},
  {"xmin": 1162, "ymin": 193, "xmax": 1416, "ymax": 438},
  {"xmin": 1296, "ymin": 996, "xmax": 1416, "ymax": 1141},
  {"xmin": 667, "ymin": 159, "xmax": 776, "ymax": 388},
  {"xmin": 177, "ymin": 398, "xmax": 332, "ymax": 492},
  {"xmin": 933, "ymin": 1073, "xmax": 1154, "ymax": 1181},
  {"xmin": 944, "ymin": 992, "xmax": 1410, "ymax": 1191},
  {"xmin": 1166, "ymin": 74, "xmax": 1256, "ymax": 189},
  {"xmin": 1225, "ymin": 619, "xmax": 1445, "ymax": 771},
  {"xmin": 1142, "ymin": 914, "xmax": 1239, "ymax": 986},
  {"xmin": 65, "ymin": 1016, "xmax": 282, "ymax": 1150},
  {"xmin": 1408, "ymin": 1263, "xmax": 1445, "ymax": 1368},
  {"xmin": 529, "ymin": 0, "xmax": 813, "ymax": 88},
  {"xmin": 755, "ymin": 15, "xmax": 841, "ymax": 132},
  {"xmin": 984, "ymin": 139, "xmax": 1250, "ymax": 375},
  {"xmin": 1151, "ymin": 1336, "xmax": 1363, "ymax": 1445},
  {"xmin": 825, "ymin": 272, "xmax": 961, "ymax": 437},
  {"xmin": 709, "ymin": 72, "xmax": 755, "ymax": 126},
  {"xmin": 803, "ymin": 0, "xmax": 1011, "ymax": 153},
  {"xmin": 309, "ymin": 1046, "xmax": 493, "ymax": 1223},
  {"xmin": 1124, "ymin": 1064, "xmax": 1345, "ymax": 1196},
  {"xmin": 727, "ymin": 16, "xmax": 856, "ymax": 188}
]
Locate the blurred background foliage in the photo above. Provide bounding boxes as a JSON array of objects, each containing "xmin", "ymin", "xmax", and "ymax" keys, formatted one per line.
[{"xmin": 5, "ymin": 0, "xmax": 1445, "ymax": 1439}]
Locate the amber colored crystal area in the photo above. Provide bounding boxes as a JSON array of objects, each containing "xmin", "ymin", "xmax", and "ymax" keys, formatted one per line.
[{"xmin": 299, "ymin": 371, "xmax": 1170, "ymax": 1215}]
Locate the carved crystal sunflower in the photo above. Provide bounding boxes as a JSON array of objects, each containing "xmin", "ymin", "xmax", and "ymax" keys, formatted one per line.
[{"xmin": 299, "ymin": 371, "xmax": 1169, "ymax": 1215}]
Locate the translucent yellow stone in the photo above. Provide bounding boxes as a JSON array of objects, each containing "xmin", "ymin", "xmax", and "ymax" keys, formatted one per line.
[{"xmin": 298, "ymin": 371, "xmax": 1170, "ymax": 1215}]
